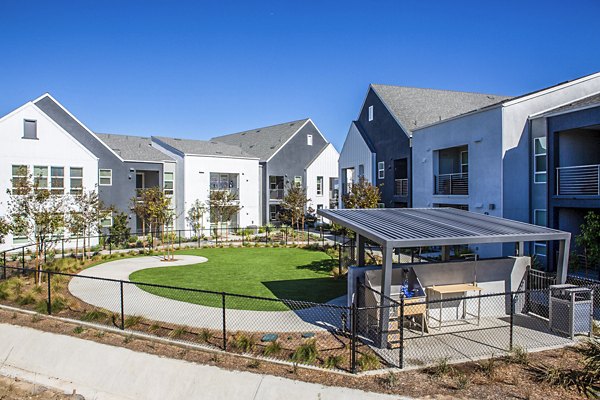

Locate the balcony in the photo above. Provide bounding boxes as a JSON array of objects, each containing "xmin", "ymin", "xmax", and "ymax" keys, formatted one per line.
[
  {"xmin": 556, "ymin": 164, "xmax": 600, "ymax": 196},
  {"xmin": 435, "ymin": 173, "xmax": 468, "ymax": 195},
  {"xmin": 269, "ymin": 188, "xmax": 284, "ymax": 200},
  {"xmin": 394, "ymin": 178, "xmax": 408, "ymax": 196}
]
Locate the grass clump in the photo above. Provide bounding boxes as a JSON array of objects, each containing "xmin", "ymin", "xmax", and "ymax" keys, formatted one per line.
[
  {"xmin": 73, "ymin": 326, "xmax": 84, "ymax": 334},
  {"xmin": 199, "ymin": 329, "xmax": 213, "ymax": 343},
  {"xmin": 169, "ymin": 326, "xmax": 187, "ymax": 339},
  {"xmin": 357, "ymin": 352, "xmax": 381, "ymax": 371},
  {"xmin": 430, "ymin": 356, "xmax": 453, "ymax": 377},
  {"xmin": 291, "ymin": 339, "xmax": 318, "ymax": 364},
  {"xmin": 380, "ymin": 371, "xmax": 398, "ymax": 390},
  {"xmin": 479, "ymin": 355, "xmax": 498, "ymax": 380},
  {"xmin": 324, "ymin": 354, "xmax": 344, "ymax": 369},
  {"xmin": 81, "ymin": 309, "xmax": 108, "ymax": 322},
  {"xmin": 124, "ymin": 315, "xmax": 143, "ymax": 329},
  {"xmin": 230, "ymin": 332, "xmax": 256, "ymax": 353},
  {"xmin": 508, "ymin": 345, "xmax": 529, "ymax": 365},
  {"xmin": 263, "ymin": 341, "xmax": 282, "ymax": 357},
  {"xmin": 246, "ymin": 359, "xmax": 261, "ymax": 369},
  {"xmin": 455, "ymin": 371, "xmax": 470, "ymax": 390},
  {"xmin": 17, "ymin": 291, "xmax": 37, "ymax": 306}
]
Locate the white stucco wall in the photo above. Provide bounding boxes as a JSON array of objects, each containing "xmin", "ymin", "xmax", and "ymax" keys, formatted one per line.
[
  {"xmin": 338, "ymin": 122, "xmax": 375, "ymax": 208},
  {"xmin": 0, "ymin": 102, "xmax": 99, "ymax": 250},
  {"xmin": 306, "ymin": 143, "xmax": 339, "ymax": 213},
  {"xmin": 181, "ymin": 155, "xmax": 260, "ymax": 232}
]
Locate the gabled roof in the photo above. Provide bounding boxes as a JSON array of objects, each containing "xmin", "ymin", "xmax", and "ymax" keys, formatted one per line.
[
  {"xmin": 96, "ymin": 133, "xmax": 174, "ymax": 162},
  {"xmin": 153, "ymin": 136, "xmax": 256, "ymax": 158},
  {"xmin": 370, "ymin": 84, "xmax": 510, "ymax": 134},
  {"xmin": 211, "ymin": 118, "xmax": 310, "ymax": 161},
  {"xmin": 532, "ymin": 92, "xmax": 600, "ymax": 118}
]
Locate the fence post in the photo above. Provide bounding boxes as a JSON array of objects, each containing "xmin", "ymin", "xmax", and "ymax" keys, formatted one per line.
[
  {"xmin": 44, "ymin": 242, "xmax": 47, "ymax": 265},
  {"xmin": 120, "ymin": 281, "xmax": 125, "ymax": 330},
  {"xmin": 222, "ymin": 292, "xmax": 227, "ymax": 350},
  {"xmin": 178, "ymin": 230, "xmax": 182, "ymax": 248},
  {"xmin": 321, "ymin": 226, "xmax": 324, "ymax": 247},
  {"xmin": 307, "ymin": 226, "xmax": 310, "ymax": 245},
  {"xmin": 2, "ymin": 252, "xmax": 6, "ymax": 280},
  {"xmin": 285, "ymin": 227, "xmax": 288, "ymax": 246},
  {"xmin": 351, "ymin": 303, "xmax": 357, "ymax": 373},
  {"xmin": 265, "ymin": 226, "xmax": 269, "ymax": 244},
  {"xmin": 21, "ymin": 247, "xmax": 25, "ymax": 270},
  {"xmin": 399, "ymin": 296, "xmax": 405, "ymax": 369},
  {"xmin": 509, "ymin": 293, "xmax": 515, "ymax": 351},
  {"xmin": 47, "ymin": 271, "xmax": 52, "ymax": 315},
  {"xmin": 61, "ymin": 239, "xmax": 64, "ymax": 259},
  {"xmin": 109, "ymin": 239, "xmax": 112, "ymax": 255}
]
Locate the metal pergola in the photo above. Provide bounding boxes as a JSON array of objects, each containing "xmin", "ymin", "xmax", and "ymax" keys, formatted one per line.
[{"xmin": 318, "ymin": 208, "xmax": 571, "ymax": 347}]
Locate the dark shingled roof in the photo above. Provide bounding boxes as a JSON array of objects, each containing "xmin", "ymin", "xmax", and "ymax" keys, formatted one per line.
[
  {"xmin": 535, "ymin": 92, "xmax": 600, "ymax": 118},
  {"xmin": 211, "ymin": 118, "xmax": 310, "ymax": 161},
  {"xmin": 370, "ymin": 84, "xmax": 511, "ymax": 133},
  {"xmin": 96, "ymin": 133, "xmax": 173, "ymax": 162},
  {"xmin": 153, "ymin": 136, "xmax": 256, "ymax": 158}
]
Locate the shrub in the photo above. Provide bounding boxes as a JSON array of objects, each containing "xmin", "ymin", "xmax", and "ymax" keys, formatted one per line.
[
  {"xmin": 0, "ymin": 282, "xmax": 9, "ymax": 300},
  {"xmin": 169, "ymin": 326, "xmax": 187, "ymax": 339},
  {"xmin": 263, "ymin": 341, "xmax": 282, "ymax": 357},
  {"xmin": 230, "ymin": 332, "xmax": 256, "ymax": 353},
  {"xmin": 51, "ymin": 296, "xmax": 67, "ymax": 313},
  {"xmin": 357, "ymin": 352, "xmax": 381, "ymax": 371},
  {"xmin": 380, "ymin": 371, "xmax": 398, "ymax": 389},
  {"xmin": 455, "ymin": 371, "xmax": 470, "ymax": 390},
  {"xmin": 81, "ymin": 309, "xmax": 108, "ymax": 322},
  {"xmin": 430, "ymin": 356, "xmax": 452, "ymax": 377},
  {"xmin": 291, "ymin": 339, "xmax": 318, "ymax": 364},
  {"xmin": 199, "ymin": 329, "xmax": 213, "ymax": 343},
  {"xmin": 479, "ymin": 356, "xmax": 498, "ymax": 380},
  {"xmin": 508, "ymin": 345, "xmax": 529, "ymax": 365},
  {"xmin": 324, "ymin": 354, "xmax": 344, "ymax": 369},
  {"xmin": 124, "ymin": 315, "xmax": 143, "ymax": 329},
  {"xmin": 246, "ymin": 359, "xmax": 261, "ymax": 369},
  {"xmin": 73, "ymin": 326, "xmax": 84, "ymax": 334},
  {"xmin": 17, "ymin": 291, "xmax": 37, "ymax": 306}
]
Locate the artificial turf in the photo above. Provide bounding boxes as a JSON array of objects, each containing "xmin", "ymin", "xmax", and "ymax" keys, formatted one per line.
[{"xmin": 129, "ymin": 247, "xmax": 346, "ymax": 311}]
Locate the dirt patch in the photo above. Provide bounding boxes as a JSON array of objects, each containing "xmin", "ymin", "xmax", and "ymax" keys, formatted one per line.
[
  {"xmin": 0, "ymin": 308, "xmax": 588, "ymax": 400},
  {"xmin": 0, "ymin": 374, "xmax": 74, "ymax": 399}
]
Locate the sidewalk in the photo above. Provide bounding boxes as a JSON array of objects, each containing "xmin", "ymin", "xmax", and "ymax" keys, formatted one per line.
[{"xmin": 0, "ymin": 323, "xmax": 408, "ymax": 400}]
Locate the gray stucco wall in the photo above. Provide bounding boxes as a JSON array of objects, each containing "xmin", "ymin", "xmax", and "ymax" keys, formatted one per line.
[{"xmin": 263, "ymin": 122, "xmax": 328, "ymax": 224}]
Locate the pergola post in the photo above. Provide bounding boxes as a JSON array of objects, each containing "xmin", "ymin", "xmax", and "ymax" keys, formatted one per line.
[
  {"xmin": 556, "ymin": 237, "xmax": 570, "ymax": 284},
  {"xmin": 441, "ymin": 246, "xmax": 450, "ymax": 261},
  {"xmin": 518, "ymin": 242, "xmax": 525, "ymax": 256},
  {"xmin": 356, "ymin": 234, "xmax": 366, "ymax": 266},
  {"xmin": 378, "ymin": 244, "xmax": 393, "ymax": 348}
]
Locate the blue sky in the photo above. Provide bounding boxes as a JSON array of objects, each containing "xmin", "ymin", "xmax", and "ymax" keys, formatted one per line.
[{"xmin": 1, "ymin": 0, "xmax": 599, "ymax": 149}]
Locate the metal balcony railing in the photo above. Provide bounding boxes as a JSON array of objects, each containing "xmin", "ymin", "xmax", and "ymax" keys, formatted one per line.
[
  {"xmin": 394, "ymin": 178, "xmax": 408, "ymax": 196},
  {"xmin": 269, "ymin": 188, "xmax": 284, "ymax": 200},
  {"xmin": 556, "ymin": 164, "xmax": 600, "ymax": 196},
  {"xmin": 435, "ymin": 173, "xmax": 468, "ymax": 195}
]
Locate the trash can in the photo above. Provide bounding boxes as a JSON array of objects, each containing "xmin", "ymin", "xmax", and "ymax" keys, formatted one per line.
[{"xmin": 549, "ymin": 284, "xmax": 594, "ymax": 339}]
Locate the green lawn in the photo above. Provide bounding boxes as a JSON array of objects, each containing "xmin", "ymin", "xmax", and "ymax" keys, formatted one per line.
[{"xmin": 129, "ymin": 247, "xmax": 346, "ymax": 311}]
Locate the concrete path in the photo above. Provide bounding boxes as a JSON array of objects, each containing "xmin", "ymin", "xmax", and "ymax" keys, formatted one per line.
[
  {"xmin": 69, "ymin": 256, "xmax": 347, "ymax": 332},
  {"xmin": 0, "ymin": 323, "xmax": 407, "ymax": 400}
]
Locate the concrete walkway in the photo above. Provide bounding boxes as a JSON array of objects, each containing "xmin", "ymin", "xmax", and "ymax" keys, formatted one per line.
[
  {"xmin": 69, "ymin": 256, "xmax": 347, "ymax": 332},
  {"xmin": 0, "ymin": 323, "xmax": 407, "ymax": 400}
]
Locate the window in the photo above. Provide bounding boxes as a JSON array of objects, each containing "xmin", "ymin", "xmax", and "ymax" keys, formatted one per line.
[
  {"xmin": 368, "ymin": 106, "xmax": 373, "ymax": 122},
  {"xmin": 210, "ymin": 173, "xmax": 237, "ymax": 190},
  {"xmin": 294, "ymin": 176, "xmax": 302, "ymax": 187},
  {"xmin": 70, "ymin": 167, "xmax": 83, "ymax": 194},
  {"xmin": 358, "ymin": 164, "xmax": 364, "ymax": 178},
  {"xmin": 50, "ymin": 167, "xmax": 64, "ymax": 194},
  {"xmin": 33, "ymin": 166, "xmax": 48, "ymax": 189},
  {"xmin": 23, "ymin": 119, "xmax": 37, "ymax": 139},
  {"xmin": 307, "ymin": 134, "xmax": 313, "ymax": 146},
  {"xmin": 534, "ymin": 137, "xmax": 547, "ymax": 183},
  {"xmin": 377, "ymin": 203, "xmax": 385, "ymax": 208},
  {"xmin": 377, "ymin": 161, "xmax": 385, "ymax": 179},
  {"xmin": 164, "ymin": 172, "xmax": 174, "ymax": 196},
  {"xmin": 534, "ymin": 209, "xmax": 547, "ymax": 226},
  {"xmin": 11, "ymin": 165, "xmax": 28, "ymax": 194},
  {"xmin": 534, "ymin": 242, "xmax": 547, "ymax": 258},
  {"xmin": 460, "ymin": 151, "xmax": 468, "ymax": 174},
  {"xmin": 316, "ymin": 176, "xmax": 323, "ymax": 196},
  {"xmin": 100, "ymin": 212, "xmax": 113, "ymax": 228},
  {"xmin": 99, "ymin": 169, "xmax": 112, "ymax": 186}
]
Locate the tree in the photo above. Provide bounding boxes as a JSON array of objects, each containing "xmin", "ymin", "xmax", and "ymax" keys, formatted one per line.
[
  {"xmin": 108, "ymin": 210, "xmax": 131, "ymax": 248},
  {"xmin": 281, "ymin": 182, "xmax": 310, "ymax": 241},
  {"xmin": 187, "ymin": 199, "xmax": 207, "ymax": 242},
  {"xmin": 0, "ymin": 216, "xmax": 9, "ymax": 244},
  {"xmin": 65, "ymin": 208, "xmax": 85, "ymax": 259},
  {"xmin": 6, "ymin": 169, "xmax": 67, "ymax": 284},
  {"xmin": 342, "ymin": 176, "xmax": 381, "ymax": 209},
  {"xmin": 131, "ymin": 187, "xmax": 173, "ymax": 259},
  {"xmin": 72, "ymin": 190, "xmax": 108, "ymax": 260},
  {"xmin": 207, "ymin": 190, "xmax": 241, "ymax": 240},
  {"xmin": 576, "ymin": 211, "xmax": 600, "ymax": 274}
]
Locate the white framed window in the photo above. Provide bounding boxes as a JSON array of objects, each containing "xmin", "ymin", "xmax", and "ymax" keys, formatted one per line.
[
  {"xmin": 368, "ymin": 105, "xmax": 373, "ymax": 122},
  {"xmin": 307, "ymin": 134, "xmax": 313, "ymax": 146},
  {"xmin": 23, "ymin": 119, "xmax": 37, "ymax": 139},
  {"xmin": 11, "ymin": 165, "xmax": 28, "ymax": 194},
  {"xmin": 99, "ymin": 169, "xmax": 112, "ymax": 186},
  {"xmin": 534, "ymin": 209, "xmax": 547, "ymax": 226},
  {"xmin": 164, "ymin": 172, "xmax": 174, "ymax": 196},
  {"xmin": 33, "ymin": 166, "xmax": 48, "ymax": 189},
  {"xmin": 460, "ymin": 151, "xmax": 468, "ymax": 174},
  {"xmin": 50, "ymin": 167, "xmax": 64, "ymax": 195},
  {"xmin": 70, "ymin": 167, "xmax": 83, "ymax": 194},
  {"xmin": 534, "ymin": 137, "xmax": 547, "ymax": 183},
  {"xmin": 534, "ymin": 242, "xmax": 547, "ymax": 258},
  {"xmin": 316, "ymin": 176, "xmax": 323, "ymax": 196},
  {"xmin": 294, "ymin": 176, "xmax": 302, "ymax": 187},
  {"xmin": 358, "ymin": 164, "xmax": 364, "ymax": 178},
  {"xmin": 100, "ymin": 211, "xmax": 113, "ymax": 228},
  {"xmin": 377, "ymin": 161, "xmax": 385, "ymax": 179}
]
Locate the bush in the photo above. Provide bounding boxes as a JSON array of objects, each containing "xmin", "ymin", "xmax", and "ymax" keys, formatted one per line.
[
  {"xmin": 263, "ymin": 341, "xmax": 282, "ymax": 357},
  {"xmin": 17, "ymin": 291, "xmax": 37, "ymax": 306},
  {"xmin": 199, "ymin": 329, "xmax": 213, "ymax": 343},
  {"xmin": 230, "ymin": 332, "xmax": 256, "ymax": 353},
  {"xmin": 324, "ymin": 354, "xmax": 344, "ymax": 369},
  {"xmin": 169, "ymin": 326, "xmax": 188, "ymax": 339},
  {"xmin": 357, "ymin": 352, "xmax": 381, "ymax": 371},
  {"xmin": 291, "ymin": 339, "xmax": 318, "ymax": 364},
  {"xmin": 81, "ymin": 309, "xmax": 108, "ymax": 322}
]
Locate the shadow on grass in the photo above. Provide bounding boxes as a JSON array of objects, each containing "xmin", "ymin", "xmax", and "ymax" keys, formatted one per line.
[
  {"xmin": 262, "ymin": 277, "xmax": 346, "ymax": 304},
  {"xmin": 294, "ymin": 259, "xmax": 337, "ymax": 274}
]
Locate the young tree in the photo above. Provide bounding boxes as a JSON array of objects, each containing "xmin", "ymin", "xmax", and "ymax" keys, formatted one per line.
[
  {"xmin": 281, "ymin": 182, "xmax": 310, "ymax": 242},
  {"xmin": 576, "ymin": 211, "xmax": 600, "ymax": 275},
  {"xmin": 207, "ymin": 190, "xmax": 241, "ymax": 240},
  {"xmin": 72, "ymin": 190, "xmax": 108, "ymax": 260},
  {"xmin": 108, "ymin": 210, "xmax": 131, "ymax": 248},
  {"xmin": 65, "ymin": 208, "xmax": 85, "ymax": 259},
  {"xmin": 186, "ymin": 199, "xmax": 207, "ymax": 242},
  {"xmin": 132, "ymin": 187, "xmax": 172, "ymax": 258},
  {"xmin": 342, "ymin": 176, "xmax": 381, "ymax": 209},
  {"xmin": 6, "ymin": 170, "xmax": 67, "ymax": 284},
  {"xmin": 0, "ymin": 216, "xmax": 9, "ymax": 244}
]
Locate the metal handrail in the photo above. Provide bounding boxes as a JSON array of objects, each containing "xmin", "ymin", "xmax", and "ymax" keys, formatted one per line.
[
  {"xmin": 394, "ymin": 178, "xmax": 408, "ymax": 196},
  {"xmin": 435, "ymin": 172, "xmax": 468, "ymax": 195}
]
